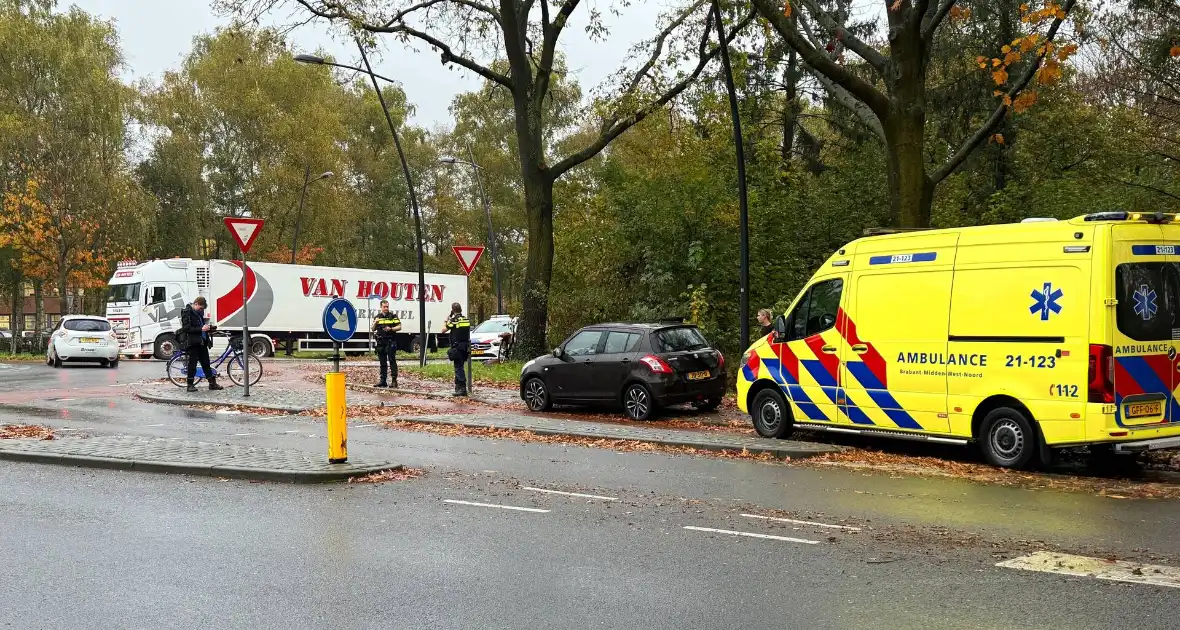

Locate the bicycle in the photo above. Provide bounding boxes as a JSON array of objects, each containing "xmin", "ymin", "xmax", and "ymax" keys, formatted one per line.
[{"xmin": 166, "ymin": 333, "xmax": 262, "ymax": 388}]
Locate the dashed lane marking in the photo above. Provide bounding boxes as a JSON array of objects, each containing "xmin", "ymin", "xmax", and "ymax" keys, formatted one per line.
[
  {"xmin": 56, "ymin": 428, "xmax": 93, "ymax": 432},
  {"xmin": 523, "ymin": 487, "xmax": 619, "ymax": 501},
  {"xmin": 354, "ymin": 424, "xmax": 375, "ymax": 428},
  {"xmin": 443, "ymin": 499, "xmax": 550, "ymax": 514},
  {"xmin": 741, "ymin": 513, "xmax": 862, "ymax": 532},
  {"xmin": 145, "ymin": 424, "xmax": 165, "ymax": 427},
  {"xmin": 233, "ymin": 433, "xmax": 256, "ymax": 436},
  {"xmin": 997, "ymin": 552, "xmax": 1180, "ymax": 589},
  {"xmin": 683, "ymin": 526, "xmax": 819, "ymax": 545}
]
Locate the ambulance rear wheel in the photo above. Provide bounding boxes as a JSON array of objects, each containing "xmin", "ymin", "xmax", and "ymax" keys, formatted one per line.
[
  {"xmin": 980, "ymin": 407, "xmax": 1037, "ymax": 469},
  {"xmin": 752, "ymin": 389, "xmax": 793, "ymax": 439}
]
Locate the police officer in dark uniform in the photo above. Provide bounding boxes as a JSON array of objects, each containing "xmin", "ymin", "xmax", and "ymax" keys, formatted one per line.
[
  {"xmin": 444, "ymin": 302, "xmax": 471, "ymax": 396},
  {"xmin": 372, "ymin": 299, "xmax": 401, "ymax": 388},
  {"xmin": 179, "ymin": 296, "xmax": 223, "ymax": 393}
]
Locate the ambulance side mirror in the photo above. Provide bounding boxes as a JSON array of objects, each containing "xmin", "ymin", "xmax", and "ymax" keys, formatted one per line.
[{"xmin": 772, "ymin": 315, "xmax": 788, "ymax": 343}]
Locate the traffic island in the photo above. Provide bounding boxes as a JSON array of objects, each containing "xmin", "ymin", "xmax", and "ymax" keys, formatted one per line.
[
  {"xmin": 395, "ymin": 412, "xmax": 842, "ymax": 459},
  {"xmin": 0, "ymin": 435, "xmax": 400, "ymax": 483}
]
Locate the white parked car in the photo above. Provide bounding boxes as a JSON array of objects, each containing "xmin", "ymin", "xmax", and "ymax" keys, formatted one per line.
[
  {"xmin": 469, "ymin": 315, "xmax": 516, "ymax": 361},
  {"xmin": 47, "ymin": 315, "xmax": 120, "ymax": 368}
]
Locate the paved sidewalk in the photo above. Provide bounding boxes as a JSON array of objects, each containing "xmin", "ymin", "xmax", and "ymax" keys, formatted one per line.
[
  {"xmin": 0, "ymin": 435, "xmax": 398, "ymax": 482},
  {"xmin": 398, "ymin": 412, "xmax": 841, "ymax": 459},
  {"xmin": 135, "ymin": 382, "xmax": 385, "ymax": 413}
]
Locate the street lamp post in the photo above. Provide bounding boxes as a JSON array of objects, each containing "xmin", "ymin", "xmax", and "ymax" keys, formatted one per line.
[
  {"xmin": 440, "ymin": 147, "xmax": 502, "ymax": 315},
  {"xmin": 294, "ymin": 45, "xmax": 429, "ymax": 367},
  {"xmin": 291, "ymin": 165, "xmax": 333, "ymax": 264}
]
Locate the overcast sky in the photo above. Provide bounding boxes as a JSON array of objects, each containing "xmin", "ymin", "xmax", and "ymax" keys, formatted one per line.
[{"xmin": 68, "ymin": 0, "xmax": 670, "ymax": 129}]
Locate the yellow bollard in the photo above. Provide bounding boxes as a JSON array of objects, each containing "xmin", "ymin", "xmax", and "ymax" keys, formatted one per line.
[{"xmin": 326, "ymin": 371, "xmax": 347, "ymax": 463}]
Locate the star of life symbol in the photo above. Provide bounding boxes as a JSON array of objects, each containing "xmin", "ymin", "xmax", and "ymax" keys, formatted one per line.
[
  {"xmin": 1133, "ymin": 284, "xmax": 1158, "ymax": 321},
  {"xmin": 1029, "ymin": 282, "xmax": 1063, "ymax": 321}
]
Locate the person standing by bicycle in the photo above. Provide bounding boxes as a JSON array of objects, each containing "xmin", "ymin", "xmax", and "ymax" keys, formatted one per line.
[
  {"xmin": 180, "ymin": 297, "xmax": 223, "ymax": 393},
  {"xmin": 372, "ymin": 299, "xmax": 401, "ymax": 388}
]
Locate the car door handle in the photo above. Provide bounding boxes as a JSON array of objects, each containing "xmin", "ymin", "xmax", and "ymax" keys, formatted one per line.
[
  {"xmin": 851, "ymin": 344, "xmax": 868, "ymax": 353},
  {"xmin": 821, "ymin": 345, "xmax": 838, "ymax": 354}
]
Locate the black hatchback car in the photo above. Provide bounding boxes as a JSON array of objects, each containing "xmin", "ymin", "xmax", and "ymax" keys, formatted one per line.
[{"xmin": 519, "ymin": 322, "xmax": 726, "ymax": 420}]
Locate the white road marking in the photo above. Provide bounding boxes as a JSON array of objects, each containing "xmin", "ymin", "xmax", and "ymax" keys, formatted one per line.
[
  {"xmin": 997, "ymin": 552, "xmax": 1180, "ymax": 589},
  {"xmin": 233, "ymin": 433, "xmax": 255, "ymax": 436},
  {"xmin": 56, "ymin": 428, "xmax": 93, "ymax": 432},
  {"xmin": 683, "ymin": 526, "xmax": 820, "ymax": 544},
  {"xmin": 522, "ymin": 487, "xmax": 619, "ymax": 501},
  {"xmin": 55, "ymin": 398, "xmax": 75, "ymax": 402},
  {"xmin": 354, "ymin": 424, "xmax": 375, "ymax": 428},
  {"xmin": 284, "ymin": 430, "xmax": 299, "ymax": 434},
  {"xmin": 145, "ymin": 424, "xmax": 165, "ymax": 427},
  {"xmin": 741, "ymin": 513, "xmax": 862, "ymax": 532},
  {"xmin": 215, "ymin": 410, "xmax": 241, "ymax": 415},
  {"xmin": 443, "ymin": 499, "xmax": 550, "ymax": 513}
]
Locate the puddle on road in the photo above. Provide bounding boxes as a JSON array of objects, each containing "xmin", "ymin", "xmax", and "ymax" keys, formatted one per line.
[{"xmin": 0, "ymin": 404, "xmax": 61, "ymax": 419}]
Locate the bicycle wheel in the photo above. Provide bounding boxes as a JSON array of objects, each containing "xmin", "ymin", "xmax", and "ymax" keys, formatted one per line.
[
  {"xmin": 226, "ymin": 352, "xmax": 263, "ymax": 387},
  {"xmin": 166, "ymin": 353, "xmax": 201, "ymax": 387}
]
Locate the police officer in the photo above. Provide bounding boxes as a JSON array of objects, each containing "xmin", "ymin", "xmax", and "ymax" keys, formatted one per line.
[
  {"xmin": 372, "ymin": 300, "xmax": 401, "ymax": 388},
  {"xmin": 443, "ymin": 302, "xmax": 470, "ymax": 396},
  {"xmin": 179, "ymin": 296, "xmax": 223, "ymax": 393}
]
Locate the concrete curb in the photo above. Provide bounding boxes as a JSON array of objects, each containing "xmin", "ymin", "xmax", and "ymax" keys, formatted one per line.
[
  {"xmin": 0, "ymin": 448, "xmax": 401, "ymax": 483},
  {"xmin": 134, "ymin": 392, "xmax": 311, "ymax": 414},
  {"xmin": 399, "ymin": 415, "xmax": 840, "ymax": 460}
]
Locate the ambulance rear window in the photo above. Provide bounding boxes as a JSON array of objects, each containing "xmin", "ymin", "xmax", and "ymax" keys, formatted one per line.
[{"xmin": 1115, "ymin": 263, "xmax": 1180, "ymax": 341}]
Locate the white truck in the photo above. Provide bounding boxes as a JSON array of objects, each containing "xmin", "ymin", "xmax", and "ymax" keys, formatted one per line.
[{"xmin": 105, "ymin": 259, "xmax": 468, "ymax": 360}]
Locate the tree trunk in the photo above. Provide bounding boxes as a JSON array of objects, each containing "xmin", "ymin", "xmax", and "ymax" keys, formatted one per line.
[
  {"xmin": 515, "ymin": 173, "xmax": 555, "ymax": 359},
  {"xmin": 33, "ymin": 281, "xmax": 43, "ymax": 339},
  {"xmin": 9, "ymin": 269, "xmax": 22, "ymax": 354},
  {"xmin": 781, "ymin": 47, "xmax": 800, "ymax": 167},
  {"xmin": 58, "ymin": 263, "xmax": 71, "ymax": 316},
  {"xmin": 884, "ymin": 18, "xmax": 933, "ymax": 228}
]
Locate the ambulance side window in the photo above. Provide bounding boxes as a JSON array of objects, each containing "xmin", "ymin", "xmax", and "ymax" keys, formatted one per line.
[{"xmin": 785, "ymin": 278, "xmax": 844, "ymax": 341}]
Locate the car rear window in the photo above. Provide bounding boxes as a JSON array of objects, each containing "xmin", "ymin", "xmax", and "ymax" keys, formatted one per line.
[
  {"xmin": 1115, "ymin": 263, "xmax": 1180, "ymax": 342},
  {"xmin": 653, "ymin": 326, "xmax": 709, "ymax": 353},
  {"xmin": 63, "ymin": 319, "xmax": 112, "ymax": 332}
]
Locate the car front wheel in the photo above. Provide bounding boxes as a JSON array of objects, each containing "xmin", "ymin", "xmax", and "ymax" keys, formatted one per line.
[
  {"xmin": 623, "ymin": 383, "xmax": 657, "ymax": 421},
  {"xmin": 751, "ymin": 388, "xmax": 793, "ymax": 438},
  {"xmin": 523, "ymin": 377, "xmax": 551, "ymax": 412}
]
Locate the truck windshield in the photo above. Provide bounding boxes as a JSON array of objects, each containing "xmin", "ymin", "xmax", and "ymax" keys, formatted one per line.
[
  {"xmin": 107, "ymin": 283, "xmax": 140, "ymax": 303},
  {"xmin": 1115, "ymin": 263, "xmax": 1180, "ymax": 341}
]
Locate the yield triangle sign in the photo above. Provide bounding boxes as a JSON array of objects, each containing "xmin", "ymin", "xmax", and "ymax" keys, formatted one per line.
[
  {"xmin": 452, "ymin": 245, "xmax": 485, "ymax": 275},
  {"xmin": 223, "ymin": 217, "xmax": 265, "ymax": 254}
]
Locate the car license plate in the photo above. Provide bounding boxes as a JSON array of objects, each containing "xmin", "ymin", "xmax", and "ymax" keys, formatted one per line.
[
  {"xmin": 1125, "ymin": 401, "xmax": 1163, "ymax": 419},
  {"xmin": 81, "ymin": 337, "xmax": 100, "ymax": 344},
  {"xmin": 687, "ymin": 370, "xmax": 710, "ymax": 381}
]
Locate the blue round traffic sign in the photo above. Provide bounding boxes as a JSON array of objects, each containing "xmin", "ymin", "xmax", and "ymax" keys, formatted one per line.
[{"xmin": 322, "ymin": 297, "xmax": 358, "ymax": 343}]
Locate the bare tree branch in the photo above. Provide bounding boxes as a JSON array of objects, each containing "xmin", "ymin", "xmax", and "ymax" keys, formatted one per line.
[
  {"xmin": 796, "ymin": 0, "xmax": 888, "ymax": 74},
  {"xmin": 921, "ymin": 0, "xmax": 956, "ymax": 41},
  {"xmin": 291, "ymin": 0, "xmax": 514, "ymax": 88},
  {"xmin": 749, "ymin": 0, "xmax": 890, "ymax": 119},
  {"xmin": 535, "ymin": 0, "xmax": 581, "ymax": 105},
  {"xmin": 930, "ymin": 0, "xmax": 1077, "ymax": 184},
  {"xmin": 811, "ymin": 71, "xmax": 885, "ymax": 140},
  {"xmin": 548, "ymin": 10, "xmax": 756, "ymax": 179}
]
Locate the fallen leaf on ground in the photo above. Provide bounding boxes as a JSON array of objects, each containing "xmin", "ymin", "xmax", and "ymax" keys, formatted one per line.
[
  {"xmin": 347, "ymin": 467, "xmax": 424, "ymax": 483},
  {"xmin": 0, "ymin": 424, "xmax": 55, "ymax": 440}
]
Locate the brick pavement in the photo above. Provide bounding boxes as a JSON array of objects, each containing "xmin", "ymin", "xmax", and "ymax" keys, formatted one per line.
[{"xmin": 0, "ymin": 435, "xmax": 398, "ymax": 482}]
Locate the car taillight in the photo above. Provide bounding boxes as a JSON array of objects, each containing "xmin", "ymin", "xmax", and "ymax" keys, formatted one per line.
[
  {"xmin": 715, "ymin": 350, "xmax": 724, "ymax": 369},
  {"xmin": 1088, "ymin": 344, "xmax": 1114, "ymax": 403},
  {"xmin": 640, "ymin": 355, "xmax": 673, "ymax": 374}
]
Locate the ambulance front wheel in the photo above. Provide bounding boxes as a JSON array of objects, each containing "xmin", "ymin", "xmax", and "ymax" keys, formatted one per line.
[
  {"xmin": 980, "ymin": 407, "xmax": 1037, "ymax": 469},
  {"xmin": 752, "ymin": 389, "xmax": 794, "ymax": 439}
]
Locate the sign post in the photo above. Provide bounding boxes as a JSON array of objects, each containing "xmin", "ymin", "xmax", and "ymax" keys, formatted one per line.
[
  {"xmin": 223, "ymin": 217, "xmax": 264, "ymax": 398},
  {"xmin": 452, "ymin": 245, "xmax": 485, "ymax": 394},
  {"xmin": 322, "ymin": 297, "xmax": 357, "ymax": 464}
]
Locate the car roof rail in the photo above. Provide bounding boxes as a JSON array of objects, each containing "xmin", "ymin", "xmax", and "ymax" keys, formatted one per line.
[{"xmin": 862, "ymin": 227, "xmax": 934, "ymax": 236}]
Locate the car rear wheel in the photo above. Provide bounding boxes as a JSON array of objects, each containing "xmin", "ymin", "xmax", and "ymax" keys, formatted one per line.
[
  {"xmin": 523, "ymin": 377, "xmax": 551, "ymax": 412},
  {"xmin": 623, "ymin": 383, "xmax": 657, "ymax": 421},
  {"xmin": 980, "ymin": 407, "xmax": 1037, "ymax": 469},
  {"xmin": 51, "ymin": 347, "xmax": 62, "ymax": 369},
  {"xmin": 751, "ymin": 389, "xmax": 793, "ymax": 438},
  {"xmin": 107, "ymin": 358, "xmax": 119, "ymax": 369}
]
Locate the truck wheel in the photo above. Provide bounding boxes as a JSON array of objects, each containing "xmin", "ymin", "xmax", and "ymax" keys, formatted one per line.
[
  {"xmin": 154, "ymin": 334, "xmax": 177, "ymax": 360},
  {"xmin": 249, "ymin": 338, "xmax": 272, "ymax": 358},
  {"xmin": 980, "ymin": 407, "xmax": 1037, "ymax": 469},
  {"xmin": 751, "ymin": 389, "xmax": 793, "ymax": 438}
]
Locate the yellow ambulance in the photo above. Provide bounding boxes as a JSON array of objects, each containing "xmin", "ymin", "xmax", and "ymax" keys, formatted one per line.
[{"xmin": 737, "ymin": 211, "xmax": 1180, "ymax": 468}]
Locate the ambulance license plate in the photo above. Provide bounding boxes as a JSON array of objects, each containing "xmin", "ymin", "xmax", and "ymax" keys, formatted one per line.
[
  {"xmin": 687, "ymin": 370, "xmax": 710, "ymax": 381},
  {"xmin": 1125, "ymin": 401, "xmax": 1163, "ymax": 419},
  {"xmin": 81, "ymin": 337, "xmax": 100, "ymax": 344}
]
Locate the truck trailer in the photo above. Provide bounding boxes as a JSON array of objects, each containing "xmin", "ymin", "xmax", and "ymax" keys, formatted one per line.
[{"xmin": 105, "ymin": 258, "xmax": 468, "ymax": 359}]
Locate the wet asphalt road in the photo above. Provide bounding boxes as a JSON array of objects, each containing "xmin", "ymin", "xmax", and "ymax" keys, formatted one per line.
[{"xmin": 2, "ymin": 360, "xmax": 1180, "ymax": 629}]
